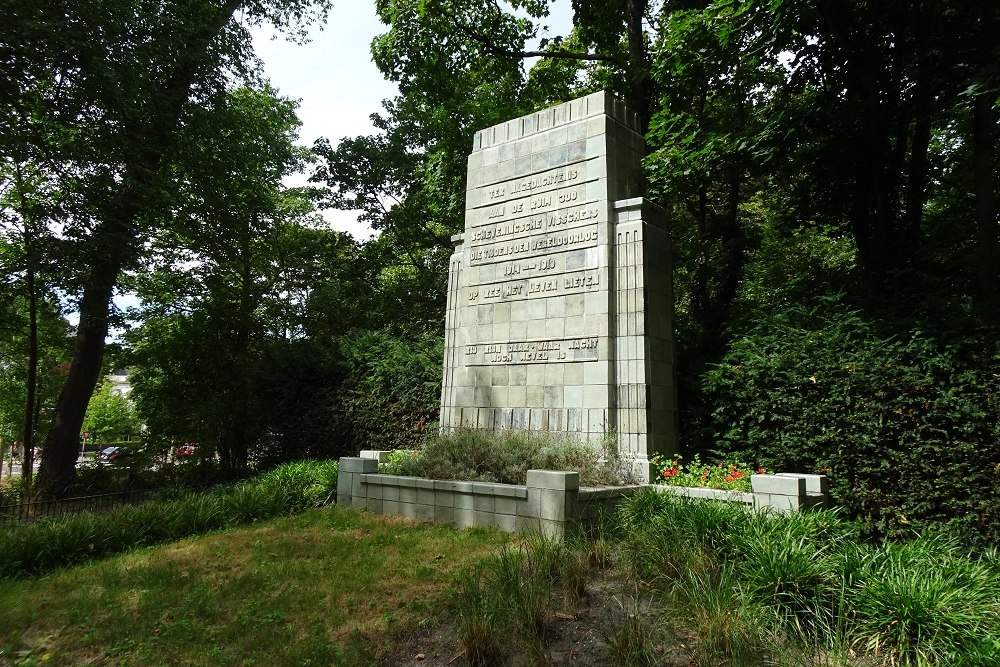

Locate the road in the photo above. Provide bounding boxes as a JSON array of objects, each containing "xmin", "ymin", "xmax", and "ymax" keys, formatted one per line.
[{"xmin": 1, "ymin": 455, "xmax": 90, "ymax": 480}]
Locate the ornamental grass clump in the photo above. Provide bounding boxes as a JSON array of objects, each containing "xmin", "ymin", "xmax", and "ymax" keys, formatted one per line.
[
  {"xmin": 731, "ymin": 517, "xmax": 837, "ymax": 635},
  {"xmin": 612, "ymin": 490, "xmax": 1000, "ymax": 667},
  {"xmin": 846, "ymin": 535, "xmax": 1000, "ymax": 666},
  {"xmin": 451, "ymin": 535, "xmax": 591, "ymax": 665},
  {"xmin": 666, "ymin": 564, "xmax": 778, "ymax": 667}
]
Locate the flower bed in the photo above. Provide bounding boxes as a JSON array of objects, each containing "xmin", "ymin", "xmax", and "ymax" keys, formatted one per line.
[{"xmin": 651, "ymin": 454, "xmax": 765, "ymax": 492}]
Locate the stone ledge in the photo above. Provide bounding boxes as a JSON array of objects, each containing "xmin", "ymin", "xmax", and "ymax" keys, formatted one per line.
[
  {"xmin": 340, "ymin": 457, "xmax": 378, "ymax": 474},
  {"xmin": 578, "ymin": 485, "xmax": 645, "ymax": 501},
  {"xmin": 654, "ymin": 485, "xmax": 754, "ymax": 505},
  {"xmin": 751, "ymin": 474, "xmax": 806, "ymax": 497},
  {"xmin": 526, "ymin": 470, "xmax": 580, "ymax": 491},
  {"xmin": 775, "ymin": 473, "xmax": 829, "ymax": 495},
  {"xmin": 360, "ymin": 474, "xmax": 529, "ymax": 499},
  {"xmin": 472, "ymin": 92, "xmax": 639, "ymax": 150},
  {"xmin": 360, "ymin": 473, "xmax": 416, "ymax": 488},
  {"xmin": 340, "ymin": 457, "xmax": 831, "ymax": 539}
]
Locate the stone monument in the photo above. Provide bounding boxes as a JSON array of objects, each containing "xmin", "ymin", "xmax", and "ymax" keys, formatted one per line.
[{"xmin": 439, "ymin": 92, "xmax": 676, "ymax": 480}]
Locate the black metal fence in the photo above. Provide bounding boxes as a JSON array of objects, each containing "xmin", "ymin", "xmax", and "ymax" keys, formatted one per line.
[{"xmin": 0, "ymin": 488, "xmax": 161, "ymax": 527}]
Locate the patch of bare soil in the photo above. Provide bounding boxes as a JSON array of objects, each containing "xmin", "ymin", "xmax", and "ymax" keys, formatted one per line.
[{"xmin": 381, "ymin": 568, "xmax": 692, "ymax": 667}]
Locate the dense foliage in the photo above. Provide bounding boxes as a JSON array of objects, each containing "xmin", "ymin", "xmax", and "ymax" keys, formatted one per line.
[
  {"xmin": 702, "ymin": 297, "xmax": 1000, "ymax": 545},
  {"xmin": 377, "ymin": 429, "xmax": 633, "ymax": 486},
  {"xmin": 335, "ymin": 330, "xmax": 443, "ymax": 452}
]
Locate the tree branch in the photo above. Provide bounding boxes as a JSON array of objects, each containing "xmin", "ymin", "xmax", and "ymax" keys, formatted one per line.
[{"xmin": 438, "ymin": 2, "xmax": 625, "ymax": 67}]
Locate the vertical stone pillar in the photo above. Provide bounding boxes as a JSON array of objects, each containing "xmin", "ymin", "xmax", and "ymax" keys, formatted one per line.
[
  {"xmin": 337, "ymin": 457, "xmax": 377, "ymax": 507},
  {"xmin": 612, "ymin": 199, "xmax": 677, "ymax": 474},
  {"xmin": 440, "ymin": 234, "xmax": 465, "ymax": 430},
  {"xmin": 526, "ymin": 469, "xmax": 580, "ymax": 539}
]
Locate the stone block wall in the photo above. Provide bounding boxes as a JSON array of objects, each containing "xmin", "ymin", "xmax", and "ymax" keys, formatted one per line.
[
  {"xmin": 338, "ymin": 457, "xmax": 640, "ymax": 538},
  {"xmin": 337, "ymin": 457, "xmax": 831, "ymax": 537}
]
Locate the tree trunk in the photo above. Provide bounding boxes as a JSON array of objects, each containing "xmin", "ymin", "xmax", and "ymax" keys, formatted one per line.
[
  {"xmin": 973, "ymin": 90, "xmax": 999, "ymax": 305},
  {"xmin": 902, "ymin": 99, "xmax": 931, "ymax": 249},
  {"xmin": 15, "ymin": 164, "xmax": 39, "ymax": 493},
  {"xmin": 624, "ymin": 0, "xmax": 651, "ymax": 132},
  {"xmin": 21, "ymin": 270, "xmax": 37, "ymax": 492},
  {"xmin": 37, "ymin": 253, "xmax": 121, "ymax": 496}
]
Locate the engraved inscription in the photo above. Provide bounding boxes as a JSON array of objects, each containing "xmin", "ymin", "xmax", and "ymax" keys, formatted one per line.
[
  {"xmin": 548, "ymin": 207, "xmax": 599, "ymax": 227},
  {"xmin": 528, "ymin": 279, "xmax": 558, "ymax": 294},
  {"xmin": 467, "ymin": 207, "xmax": 599, "ymax": 245},
  {"xmin": 465, "ymin": 270, "xmax": 601, "ymax": 302},
  {"xmin": 530, "ymin": 194, "xmax": 553, "ymax": 211},
  {"xmin": 469, "ymin": 217, "xmax": 544, "ymax": 242},
  {"xmin": 508, "ymin": 167, "xmax": 579, "ymax": 196},
  {"xmin": 469, "ymin": 184, "xmax": 591, "ymax": 228},
  {"xmin": 563, "ymin": 271, "xmax": 600, "ymax": 289},
  {"xmin": 463, "ymin": 336, "xmax": 601, "ymax": 365},
  {"xmin": 501, "ymin": 257, "xmax": 563, "ymax": 278},
  {"xmin": 469, "ymin": 225, "xmax": 599, "ymax": 265}
]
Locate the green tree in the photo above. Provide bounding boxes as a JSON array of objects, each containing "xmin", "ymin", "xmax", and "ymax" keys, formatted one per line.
[
  {"xmin": 0, "ymin": 294, "xmax": 72, "ymax": 467},
  {"xmin": 82, "ymin": 380, "xmax": 140, "ymax": 446},
  {"xmin": 2, "ymin": 0, "xmax": 332, "ymax": 495},
  {"xmin": 313, "ymin": 0, "xmax": 557, "ymax": 333},
  {"xmin": 127, "ymin": 86, "xmax": 354, "ymax": 473}
]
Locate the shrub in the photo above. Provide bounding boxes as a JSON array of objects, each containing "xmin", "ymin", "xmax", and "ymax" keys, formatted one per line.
[
  {"xmin": 702, "ymin": 295, "xmax": 1000, "ymax": 546},
  {"xmin": 0, "ymin": 476, "xmax": 26, "ymax": 507},
  {"xmin": 650, "ymin": 453, "xmax": 763, "ymax": 491},
  {"xmin": 378, "ymin": 449, "xmax": 421, "ymax": 476},
  {"xmin": 337, "ymin": 330, "xmax": 442, "ymax": 452},
  {"xmin": 401, "ymin": 429, "xmax": 634, "ymax": 486}
]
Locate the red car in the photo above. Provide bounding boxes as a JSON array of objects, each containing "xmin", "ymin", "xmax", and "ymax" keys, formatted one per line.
[{"xmin": 175, "ymin": 443, "xmax": 198, "ymax": 458}]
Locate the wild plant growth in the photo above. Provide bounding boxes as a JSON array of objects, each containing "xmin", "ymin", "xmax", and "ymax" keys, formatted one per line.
[
  {"xmin": 615, "ymin": 489, "xmax": 1000, "ymax": 667},
  {"xmin": 0, "ymin": 460, "xmax": 339, "ymax": 579},
  {"xmin": 451, "ymin": 535, "xmax": 590, "ymax": 666}
]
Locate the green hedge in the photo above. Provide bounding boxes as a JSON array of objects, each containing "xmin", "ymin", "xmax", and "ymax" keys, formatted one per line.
[
  {"xmin": 702, "ymin": 296, "xmax": 1000, "ymax": 545},
  {"xmin": 0, "ymin": 460, "xmax": 339, "ymax": 579},
  {"xmin": 337, "ymin": 330, "xmax": 442, "ymax": 451}
]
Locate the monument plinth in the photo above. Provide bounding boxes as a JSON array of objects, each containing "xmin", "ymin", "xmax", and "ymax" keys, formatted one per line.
[{"xmin": 440, "ymin": 92, "xmax": 677, "ymax": 480}]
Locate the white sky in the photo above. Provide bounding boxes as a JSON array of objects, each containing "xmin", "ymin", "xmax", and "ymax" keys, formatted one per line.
[{"xmin": 249, "ymin": 3, "xmax": 397, "ymax": 240}]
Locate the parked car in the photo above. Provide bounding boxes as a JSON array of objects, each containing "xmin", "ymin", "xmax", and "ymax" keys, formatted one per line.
[
  {"xmin": 98, "ymin": 446, "xmax": 130, "ymax": 463},
  {"xmin": 175, "ymin": 443, "xmax": 198, "ymax": 458}
]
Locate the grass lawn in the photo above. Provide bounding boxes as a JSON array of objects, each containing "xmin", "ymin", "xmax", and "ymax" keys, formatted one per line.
[{"xmin": 0, "ymin": 506, "xmax": 508, "ymax": 666}]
